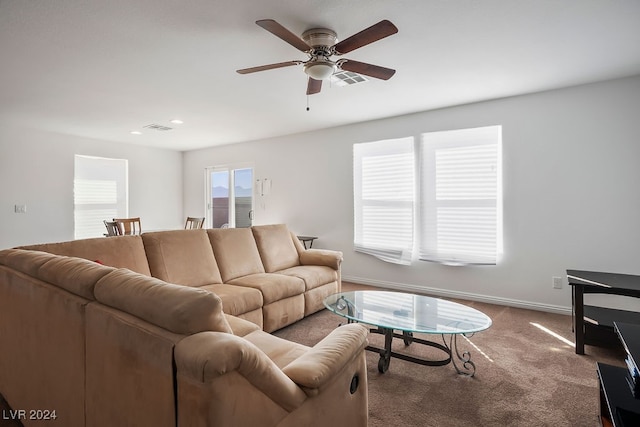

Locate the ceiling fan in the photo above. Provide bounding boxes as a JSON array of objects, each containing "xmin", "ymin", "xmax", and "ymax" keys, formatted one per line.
[{"xmin": 236, "ymin": 19, "xmax": 398, "ymax": 95}]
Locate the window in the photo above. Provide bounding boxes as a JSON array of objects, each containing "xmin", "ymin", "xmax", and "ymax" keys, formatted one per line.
[
  {"xmin": 205, "ymin": 165, "xmax": 254, "ymax": 228},
  {"xmin": 420, "ymin": 126, "xmax": 502, "ymax": 265},
  {"xmin": 353, "ymin": 126, "xmax": 502, "ymax": 266},
  {"xmin": 74, "ymin": 155, "xmax": 128, "ymax": 239},
  {"xmin": 353, "ymin": 138, "xmax": 414, "ymax": 265}
]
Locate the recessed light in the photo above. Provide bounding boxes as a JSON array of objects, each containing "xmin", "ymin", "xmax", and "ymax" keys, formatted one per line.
[
  {"xmin": 170, "ymin": 119, "xmax": 184, "ymax": 124},
  {"xmin": 130, "ymin": 131, "xmax": 142, "ymax": 135}
]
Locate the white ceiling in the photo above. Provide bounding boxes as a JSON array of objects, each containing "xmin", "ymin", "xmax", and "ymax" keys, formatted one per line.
[{"xmin": 2, "ymin": 0, "xmax": 640, "ymax": 151}]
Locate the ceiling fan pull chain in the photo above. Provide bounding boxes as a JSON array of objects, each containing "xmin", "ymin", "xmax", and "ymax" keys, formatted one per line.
[{"xmin": 306, "ymin": 95, "xmax": 310, "ymax": 111}]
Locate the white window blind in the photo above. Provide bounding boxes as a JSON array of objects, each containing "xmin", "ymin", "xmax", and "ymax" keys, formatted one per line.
[
  {"xmin": 419, "ymin": 126, "xmax": 502, "ymax": 265},
  {"xmin": 74, "ymin": 155, "xmax": 128, "ymax": 239},
  {"xmin": 353, "ymin": 137, "xmax": 414, "ymax": 265}
]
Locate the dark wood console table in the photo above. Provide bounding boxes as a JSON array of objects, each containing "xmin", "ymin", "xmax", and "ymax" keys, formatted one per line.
[
  {"xmin": 597, "ymin": 322, "xmax": 640, "ymax": 426},
  {"xmin": 567, "ymin": 270, "xmax": 640, "ymax": 355}
]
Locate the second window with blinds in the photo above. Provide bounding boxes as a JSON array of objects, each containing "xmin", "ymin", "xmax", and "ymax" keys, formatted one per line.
[{"xmin": 353, "ymin": 125, "xmax": 502, "ymax": 266}]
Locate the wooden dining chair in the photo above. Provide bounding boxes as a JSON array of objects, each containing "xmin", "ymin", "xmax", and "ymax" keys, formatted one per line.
[
  {"xmin": 113, "ymin": 217, "xmax": 142, "ymax": 235},
  {"xmin": 185, "ymin": 217, "xmax": 205, "ymax": 229},
  {"xmin": 103, "ymin": 220, "xmax": 122, "ymax": 237}
]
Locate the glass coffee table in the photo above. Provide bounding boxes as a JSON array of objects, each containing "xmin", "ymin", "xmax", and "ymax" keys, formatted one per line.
[{"xmin": 323, "ymin": 290, "xmax": 492, "ymax": 376}]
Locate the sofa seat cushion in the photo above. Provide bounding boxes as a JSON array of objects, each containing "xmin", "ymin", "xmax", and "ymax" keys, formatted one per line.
[
  {"xmin": 275, "ymin": 265, "xmax": 338, "ymax": 291},
  {"xmin": 235, "ymin": 309, "xmax": 264, "ymax": 329},
  {"xmin": 226, "ymin": 273, "xmax": 305, "ymax": 304},
  {"xmin": 252, "ymin": 224, "xmax": 300, "ymax": 273},
  {"xmin": 142, "ymin": 230, "xmax": 223, "ymax": 286},
  {"xmin": 20, "ymin": 235, "xmax": 151, "ymax": 276},
  {"xmin": 200, "ymin": 284, "xmax": 263, "ymax": 317},
  {"xmin": 225, "ymin": 314, "xmax": 261, "ymax": 337},
  {"xmin": 207, "ymin": 228, "xmax": 265, "ymax": 282},
  {"xmin": 243, "ymin": 330, "xmax": 309, "ymax": 369}
]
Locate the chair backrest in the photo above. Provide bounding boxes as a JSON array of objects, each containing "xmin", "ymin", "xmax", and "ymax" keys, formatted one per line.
[
  {"xmin": 113, "ymin": 217, "xmax": 142, "ymax": 235},
  {"xmin": 103, "ymin": 220, "xmax": 122, "ymax": 237},
  {"xmin": 184, "ymin": 217, "xmax": 205, "ymax": 230}
]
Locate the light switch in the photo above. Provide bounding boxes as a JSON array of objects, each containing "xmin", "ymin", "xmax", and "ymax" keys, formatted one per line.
[{"xmin": 14, "ymin": 204, "xmax": 27, "ymax": 214}]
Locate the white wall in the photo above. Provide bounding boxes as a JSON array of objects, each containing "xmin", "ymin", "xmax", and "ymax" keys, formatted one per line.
[
  {"xmin": 183, "ymin": 75, "xmax": 640, "ymax": 313},
  {"xmin": 0, "ymin": 125, "xmax": 183, "ymax": 249}
]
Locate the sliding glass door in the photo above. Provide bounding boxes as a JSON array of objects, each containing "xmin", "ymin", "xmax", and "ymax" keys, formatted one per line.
[{"xmin": 206, "ymin": 165, "xmax": 253, "ymax": 228}]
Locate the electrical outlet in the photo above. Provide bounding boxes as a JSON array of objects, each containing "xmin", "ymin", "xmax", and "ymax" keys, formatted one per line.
[
  {"xmin": 552, "ymin": 276, "xmax": 563, "ymax": 289},
  {"xmin": 14, "ymin": 204, "xmax": 27, "ymax": 214}
]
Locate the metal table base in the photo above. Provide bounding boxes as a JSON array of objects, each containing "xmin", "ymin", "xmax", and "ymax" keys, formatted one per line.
[{"xmin": 365, "ymin": 326, "xmax": 477, "ymax": 376}]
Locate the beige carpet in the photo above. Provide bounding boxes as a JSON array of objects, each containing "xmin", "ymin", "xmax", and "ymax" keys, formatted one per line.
[{"xmin": 274, "ymin": 283, "xmax": 625, "ymax": 427}]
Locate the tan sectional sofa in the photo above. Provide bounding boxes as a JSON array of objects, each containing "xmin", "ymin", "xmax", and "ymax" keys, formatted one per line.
[{"xmin": 0, "ymin": 224, "xmax": 369, "ymax": 427}]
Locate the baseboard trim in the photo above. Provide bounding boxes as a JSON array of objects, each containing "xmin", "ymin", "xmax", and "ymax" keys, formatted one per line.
[{"xmin": 341, "ymin": 275, "xmax": 572, "ymax": 316}]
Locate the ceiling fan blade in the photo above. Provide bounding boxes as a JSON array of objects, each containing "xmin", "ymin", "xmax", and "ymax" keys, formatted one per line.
[
  {"xmin": 340, "ymin": 60, "xmax": 396, "ymax": 80},
  {"xmin": 333, "ymin": 20, "xmax": 398, "ymax": 55},
  {"xmin": 256, "ymin": 19, "xmax": 311, "ymax": 52},
  {"xmin": 306, "ymin": 77, "xmax": 322, "ymax": 95},
  {"xmin": 236, "ymin": 61, "xmax": 301, "ymax": 74}
]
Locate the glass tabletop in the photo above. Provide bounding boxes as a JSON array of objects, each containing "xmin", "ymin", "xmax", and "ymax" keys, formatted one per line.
[{"xmin": 323, "ymin": 290, "xmax": 492, "ymax": 335}]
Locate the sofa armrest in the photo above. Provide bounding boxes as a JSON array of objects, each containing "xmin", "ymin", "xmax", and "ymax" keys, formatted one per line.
[
  {"xmin": 282, "ymin": 323, "xmax": 368, "ymax": 390},
  {"xmin": 299, "ymin": 249, "xmax": 343, "ymax": 270},
  {"xmin": 175, "ymin": 332, "xmax": 307, "ymax": 411}
]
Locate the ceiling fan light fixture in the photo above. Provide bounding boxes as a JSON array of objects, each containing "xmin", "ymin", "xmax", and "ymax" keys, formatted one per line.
[
  {"xmin": 303, "ymin": 60, "xmax": 336, "ymax": 80},
  {"xmin": 238, "ymin": 19, "xmax": 399, "ymax": 93}
]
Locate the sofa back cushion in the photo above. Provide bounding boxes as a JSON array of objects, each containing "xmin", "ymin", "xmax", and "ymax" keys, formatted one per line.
[
  {"xmin": 94, "ymin": 269, "xmax": 232, "ymax": 335},
  {"xmin": 0, "ymin": 249, "xmax": 114, "ymax": 300},
  {"xmin": 20, "ymin": 235, "xmax": 151, "ymax": 276},
  {"xmin": 207, "ymin": 228, "xmax": 265, "ymax": 282},
  {"xmin": 251, "ymin": 224, "xmax": 300, "ymax": 273},
  {"xmin": 142, "ymin": 229, "xmax": 223, "ymax": 286}
]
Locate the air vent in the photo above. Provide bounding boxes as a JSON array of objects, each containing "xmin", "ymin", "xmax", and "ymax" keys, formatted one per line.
[
  {"xmin": 330, "ymin": 71, "xmax": 368, "ymax": 87},
  {"xmin": 143, "ymin": 124, "xmax": 173, "ymax": 131}
]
